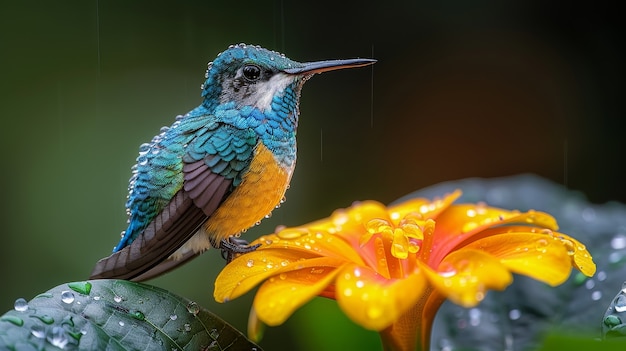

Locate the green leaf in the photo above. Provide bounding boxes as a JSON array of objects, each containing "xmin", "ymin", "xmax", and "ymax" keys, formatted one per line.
[
  {"xmin": 0, "ymin": 280, "xmax": 262, "ymax": 351},
  {"xmin": 537, "ymin": 332, "xmax": 626, "ymax": 351}
]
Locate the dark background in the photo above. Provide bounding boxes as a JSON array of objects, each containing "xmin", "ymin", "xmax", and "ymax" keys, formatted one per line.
[{"xmin": 0, "ymin": 1, "xmax": 623, "ymax": 350}]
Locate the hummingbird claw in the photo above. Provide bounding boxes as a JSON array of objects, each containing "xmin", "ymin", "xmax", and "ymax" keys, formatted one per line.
[{"xmin": 220, "ymin": 236, "xmax": 261, "ymax": 263}]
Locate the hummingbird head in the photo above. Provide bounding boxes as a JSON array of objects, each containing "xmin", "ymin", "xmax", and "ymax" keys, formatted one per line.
[{"xmin": 200, "ymin": 43, "xmax": 376, "ymax": 113}]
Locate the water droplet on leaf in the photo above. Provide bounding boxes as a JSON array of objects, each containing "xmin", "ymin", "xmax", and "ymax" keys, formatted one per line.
[
  {"xmin": 582, "ymin": 207, "xmax": 596, "ymax": 222},
  {"xmin": 468, "ymin": 308, "xmax": 481, "ymax": 326},
  {"xmin": 611, "ymin": 234, "xmax": 626, "ymax": 250},
  {"xmin": 31, "ymin": 324, "xmax": 46, "ymax": 338},
  {"xmin": 33, "ymin": 314, "xmax": 54, "ymax": 324},
  {"xmin": 61, "ymin": 291, "xmax": 75, "ymax": 304},
  {"xmin": 186, "ymin": 302, "xmax": 200, "ymax": 316},
  {"xmin": 591, "ymin": 290, "xmax": 602, "ymax": 301},
  {"xmin": 47, "ymin": 326, "xmax": 69, "ymax": 349},
  {"xmin": 1, "ymin": 315, "xmax": 23, "ymax": 326},
  {"xmin": 130, "ymin": 310, "xmax": 145, "ymax": 321},
  {"xmin": 508, "ymin": 309, "xmax": 521, "ymax": 320},
  {"xmin": 209, "ymin": 328, "xmax": 220, "ymax": 339},
  {"xmin": 615, "ymin": 295, "xmax": 626, "ymax": 312},
  {"xmin": 604, "ymin": 315, "xmax": 622, "ymax": 328},
  {"xmin": 14, "ymin": 298, "xmax": 28, "ymax": 312},
  {"xmin": 68, "ymin": 281, "xmax": 92, "ymax": 295}
]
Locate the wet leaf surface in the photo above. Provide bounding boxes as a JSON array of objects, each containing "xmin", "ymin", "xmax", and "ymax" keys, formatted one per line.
[{"xmin": 0, "ymin": 279, "xmax": 261, "ymax": 351}]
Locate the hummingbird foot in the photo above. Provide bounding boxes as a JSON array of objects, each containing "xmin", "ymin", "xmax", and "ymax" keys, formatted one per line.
[{"xmin": 220, "ymin": 236, "xmax": 261, "ymax": 263}]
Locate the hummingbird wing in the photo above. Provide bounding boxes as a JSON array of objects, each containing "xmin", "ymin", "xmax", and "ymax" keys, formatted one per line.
[
  {"xmin": 90, "ymin": 118, "xmax": 256, "ymax": 280},
  {"xmin": 126, "ymin": 126, "xmax": 258, "ymax": 280}
]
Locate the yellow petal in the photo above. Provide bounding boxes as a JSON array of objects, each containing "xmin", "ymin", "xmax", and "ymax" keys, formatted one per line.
[
  {"xmin": 254, "ymin": 229, "xmax": 367, "ymax": 266},
  {"xmin": 318, "ymin": 201, "xmax": 392, "ymax": 249},
  {"xmin": 305, "ymin": 200, "xmax": 389, "ymax": 235},
  {"xmin": 388, "ymin": 190, "xmax": 461, "ymax": 225},
  {"xmin": 549, "ymin": 232, "xmax": 596, "ymax": 277},
  {"xmin": 253, "ymin": 264, "xmax": 345, "ymax": 326},
  {"xmin": 464, "ymin": 233, "xmax": 574, "ymax": 286},
  {"xmin": 421, "ymin": 249, "xmax": 513, "ymax": 307},
  {"xmin": 335, "ymin": 264, "xmax": 428, "ymax": 331},
  {"xmin": 247, "ymin": 307, "xmax": 264, "ymax": 342},
  {"xmin": 214, "ymin": 249, "xmax": 344, "ymax": 302}
]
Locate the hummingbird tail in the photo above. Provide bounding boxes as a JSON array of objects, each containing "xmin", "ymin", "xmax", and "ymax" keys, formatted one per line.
[{"xmin": 89, "ymin": 191, "xmax": 207, "ymax": 281}]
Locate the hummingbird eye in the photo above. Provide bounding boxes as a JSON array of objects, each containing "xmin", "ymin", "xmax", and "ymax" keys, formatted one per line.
[{"xmin": 242, "ymin": 64, "xmax": 262, "ymax": 82}]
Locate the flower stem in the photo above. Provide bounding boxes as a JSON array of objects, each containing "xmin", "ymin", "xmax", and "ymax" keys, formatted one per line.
[{"xmin": 379, "ymin": 287, "xmax": 445, "ymax": 351}]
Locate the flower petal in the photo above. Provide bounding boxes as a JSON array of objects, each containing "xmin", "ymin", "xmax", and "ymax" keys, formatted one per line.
[
  {"xmin": 253, "ymin": 264, "xmax": 346, "ymax": 326},
  {"xmin": 302, "ymin": 200, "xmax": 389, "ymax": 235},
  {"xmin": 421, "ymin": 249, "xmax": 513, "ymax": 307},
  {"xmin": 247, "ymin": 307, "xmax": 264, "ymax": 342},
  {"xmin": 215, "ymin": 249, "xmax": 344, "ymax": 302},
  {"xmin": 335, "ymin": 264, "xmax": 428, "ymax": 331},
  {"xmin": 319, "ymin": 201, "xmax": 391, "ymax": 246},
  {"xmin": 464, "ymin": 232, "xmax": 574, "ymax": 286},
  {"xmin": 427, "ymin": 205, "xmax": 559, "ymax": 266},
  {"xmin": 254, "ymin": 229, "xmax": 367, "ymax": 266},
  {"xmin": 548, "ymin": 232, "xmax": 596, "ymax": 277},
  {"xmin": 388, "ymin": 190, "xmax": 461, "ymax": 225}
]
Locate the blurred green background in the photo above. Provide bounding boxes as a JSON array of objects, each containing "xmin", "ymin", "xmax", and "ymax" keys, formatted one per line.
[{"xmin": 0, "ymin": 1, "xmax": 622, "ymax": 350}]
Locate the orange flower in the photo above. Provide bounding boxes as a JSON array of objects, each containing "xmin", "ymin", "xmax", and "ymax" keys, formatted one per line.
[{"xmin": 214, "ymin": 190, "xmax": 595, "ymax": 351}]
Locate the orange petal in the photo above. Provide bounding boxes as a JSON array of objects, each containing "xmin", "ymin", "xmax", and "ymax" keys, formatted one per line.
[
  {"xmin": 421, "ymin": 249, "xmax": 513, "ymax": 307},
  {"xmin": 549, "ymin": 232, "xmax": 596, "ymax": 277},
  {"xmin": 335, "ymin": 264, "xmax": 428, "ymax": 331},
  {"xmin": 464, "ymin": 232, "xmax": 575, "ymax": 286},
  {"xmin": 253, "ymin": 264, "xmax": 346, "ymax": 326},
  {"xmin": 214, "ymin": 249, "xmax": 344, "ymax": 302},
  {"xmin": 427, "ymin": 206, "xmax": 559, "ymax": 266}
]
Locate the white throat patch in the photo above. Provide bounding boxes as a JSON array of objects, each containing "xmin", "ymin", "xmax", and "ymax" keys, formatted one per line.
[{"xmin": 250, "ymin": 72, "xmax": 295, "ymax": 112}]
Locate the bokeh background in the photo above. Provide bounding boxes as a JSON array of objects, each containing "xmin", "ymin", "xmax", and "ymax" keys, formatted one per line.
[{"xmin": 0, "ymin": 1, "xmax": 623, "ymax": 350}]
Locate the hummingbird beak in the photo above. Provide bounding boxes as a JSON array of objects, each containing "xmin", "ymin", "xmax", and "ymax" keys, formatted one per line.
[{"xmin": 284, "ymin": 58, "xmax": 376, "ymax": 75}]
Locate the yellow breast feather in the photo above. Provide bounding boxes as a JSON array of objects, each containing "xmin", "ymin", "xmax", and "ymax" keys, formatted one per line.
[{"xmin": 205, "ymin": 142, "xmax": 291, "ymax": 241}]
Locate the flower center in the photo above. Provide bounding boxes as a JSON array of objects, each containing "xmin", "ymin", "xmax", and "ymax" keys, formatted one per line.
[{"xmin": 362, "ymin": 214, "xmax": 432, "ymax": 260}]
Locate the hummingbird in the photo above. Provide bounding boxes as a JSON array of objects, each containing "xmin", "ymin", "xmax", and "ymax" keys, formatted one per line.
[{"xmin": 90, "ymin": 44, "xmax": 375, "ymax": 281}]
